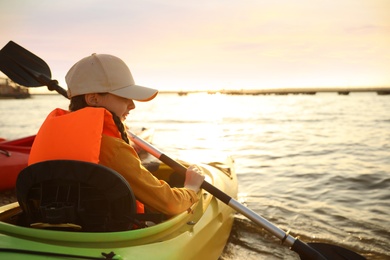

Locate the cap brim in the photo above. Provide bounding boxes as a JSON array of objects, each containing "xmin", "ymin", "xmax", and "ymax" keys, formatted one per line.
[{"xmin": 110, "ymin": 84, "xmax": 158, "ymax": 102}]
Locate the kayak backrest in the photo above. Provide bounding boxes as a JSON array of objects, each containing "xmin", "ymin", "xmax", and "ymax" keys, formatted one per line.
[{"xmin": 16, "ymin": 160, "xmax": 137, "ymax": 232}]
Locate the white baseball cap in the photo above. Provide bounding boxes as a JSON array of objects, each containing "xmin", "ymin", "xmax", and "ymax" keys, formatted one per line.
[{"xmin": 65, "ymin": 53, "xmax": 158, "ymax": 101}]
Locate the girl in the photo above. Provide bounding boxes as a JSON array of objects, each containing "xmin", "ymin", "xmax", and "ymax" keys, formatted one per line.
[{"xmin": 28, "ymin": 53, "xmax": 205, "ymax": 216}]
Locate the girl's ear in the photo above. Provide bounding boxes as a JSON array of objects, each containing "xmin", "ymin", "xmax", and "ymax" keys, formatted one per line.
[{"xmin": 85, "ymin": 93, "xmax": 99, "ymax": 106}]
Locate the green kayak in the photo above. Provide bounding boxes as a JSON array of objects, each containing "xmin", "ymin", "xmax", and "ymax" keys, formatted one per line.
[{"xmin": 0, "ymin": 157, "xmax": 237, "ymax": 260}]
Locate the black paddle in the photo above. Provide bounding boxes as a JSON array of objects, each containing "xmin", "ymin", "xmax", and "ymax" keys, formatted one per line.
[
  {"xmin": 0, "ymin": 40, "xmax": 366, "ymax": 260},
  {"xmin": 0, "ymin": 41, "xmax": 68, "ymax": 98}
]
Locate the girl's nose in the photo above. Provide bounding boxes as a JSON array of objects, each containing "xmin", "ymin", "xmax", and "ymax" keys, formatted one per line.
[{"xmin": 128, "ymin": 100, "xmax": 136, "ymax": 110}]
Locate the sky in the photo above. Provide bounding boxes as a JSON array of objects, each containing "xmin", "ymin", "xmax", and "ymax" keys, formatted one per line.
[{"xmin": 1, "ymin": 0, "xmax": 389, "ymax": 92}]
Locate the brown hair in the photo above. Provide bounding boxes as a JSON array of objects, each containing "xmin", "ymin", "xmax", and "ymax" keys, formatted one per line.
[{"xmin": 69, "ymin": 95, "xmax": 130, "ymax": 144}]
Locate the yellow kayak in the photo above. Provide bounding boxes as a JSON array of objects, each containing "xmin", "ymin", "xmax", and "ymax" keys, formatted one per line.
[{"xmin": 0, "ymin": 157, "xmax": 238, "ymax": 260}]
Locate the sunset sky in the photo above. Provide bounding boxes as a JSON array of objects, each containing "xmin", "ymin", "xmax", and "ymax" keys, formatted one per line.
[{"xmin": 1, "ymin": 0, "xmax": 389, "ymax": 92}]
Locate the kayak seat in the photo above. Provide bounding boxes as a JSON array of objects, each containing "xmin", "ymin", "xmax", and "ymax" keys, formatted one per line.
[{"xmin": 16, "ymin": 160, "xmax": 138, "ymax": 232}]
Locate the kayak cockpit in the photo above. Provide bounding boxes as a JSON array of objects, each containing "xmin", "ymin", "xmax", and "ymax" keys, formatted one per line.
[
  {"xmin": 2, "ymin": 159, "xmax": 198, "ymax": 233},
  {"xmin": 0, "ymin": 157, "xmax": 236, "ymax": 259}
]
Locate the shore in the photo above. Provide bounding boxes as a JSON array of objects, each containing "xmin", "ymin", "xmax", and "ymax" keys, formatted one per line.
[{"xmin": 171, "ymin": 86, "xmax": 390, "ymax": 96}]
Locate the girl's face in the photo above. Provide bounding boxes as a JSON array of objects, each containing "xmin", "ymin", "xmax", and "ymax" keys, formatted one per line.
[{"xmin": 87, "ymin": 93, "xmax": 136, "ymax": 121}]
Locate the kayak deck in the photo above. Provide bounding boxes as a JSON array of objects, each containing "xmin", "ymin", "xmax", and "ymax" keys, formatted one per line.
[{"xmin": 0, "ymin": 158, "xmax": 238, "ymax": 260}]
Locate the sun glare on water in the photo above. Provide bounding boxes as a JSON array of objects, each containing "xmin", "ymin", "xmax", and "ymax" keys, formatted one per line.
[{"xmin": 167, "ymin": 92, "xmax": 278, "ymax": 164}]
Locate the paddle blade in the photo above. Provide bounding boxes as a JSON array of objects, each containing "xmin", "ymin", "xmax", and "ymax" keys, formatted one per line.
[
  {"xmin": 307, "ymin": 243, "xmax": 366, "ymax": 260},
  {"xmin": 0, "ymin": 41, "xmax": 51, "ymax": 87}
]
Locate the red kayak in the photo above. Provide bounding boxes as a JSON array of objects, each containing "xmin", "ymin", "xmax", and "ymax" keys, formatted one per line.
[
  {"xmin": 0, "ymin": 135, "xmax": 34, "ymax": 191},
  {"xmin": 0, "ymin": 129, "xmax": 154, "ymax": 191}
]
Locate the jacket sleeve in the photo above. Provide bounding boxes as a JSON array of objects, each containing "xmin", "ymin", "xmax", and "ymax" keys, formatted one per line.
[{"xmin": 99, "ymin": 134, "xmax": 199, "ymax": 216}]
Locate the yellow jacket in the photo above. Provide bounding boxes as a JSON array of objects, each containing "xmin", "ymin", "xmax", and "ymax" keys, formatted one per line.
[{"xmin": 29, "ymin": 107, "xmax": 198, "ymax": 216}]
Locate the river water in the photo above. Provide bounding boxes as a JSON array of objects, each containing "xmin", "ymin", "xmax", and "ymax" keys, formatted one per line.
[{"xmin": 1, "ymin": 93, "xmax": 389, "ymax": 259}]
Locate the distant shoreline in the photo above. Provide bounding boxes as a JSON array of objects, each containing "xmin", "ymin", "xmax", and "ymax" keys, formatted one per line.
[
  {"xmin": 29, "ymin": 86, "xmax": 390, "ymax": 96},
  {"xmin": 167, "ymin": 86, "xmax": 390, "ymax": 96}
]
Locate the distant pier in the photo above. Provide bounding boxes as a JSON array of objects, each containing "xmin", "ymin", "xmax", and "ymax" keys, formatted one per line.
[
  {"xmin": 0, "ymin": 77, "xmax": 30, "ymax": 99},
  {"xmin": 218, "ymin": 87, "xmax": 390, "ymax": 96}
]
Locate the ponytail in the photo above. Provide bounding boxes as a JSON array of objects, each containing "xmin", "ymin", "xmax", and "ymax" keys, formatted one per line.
[{"xmin": 110, "ymin": 113, "xmax": 130, "ymax": 144}]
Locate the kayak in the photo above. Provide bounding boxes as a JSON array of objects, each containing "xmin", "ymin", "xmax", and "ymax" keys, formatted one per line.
[
  {"xmin": 0, "ymin": 157, "xmax": 238, "ymax": 260},
  {"xmin": 0, "ymin": 135, "xmax": 33, "ymax": 191},
  {"xmin": 0, "ymin": 128, "xmax": 154, "ymax": 191}
]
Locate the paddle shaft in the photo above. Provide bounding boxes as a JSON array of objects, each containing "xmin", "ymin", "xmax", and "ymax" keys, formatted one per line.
[
  {"xmin": 128, "ymin": 132, "xmax": 327, "ymax": 260},
  {"xmin": 36, "ymin": 74, "xmax": 68, "ymax": 98}
]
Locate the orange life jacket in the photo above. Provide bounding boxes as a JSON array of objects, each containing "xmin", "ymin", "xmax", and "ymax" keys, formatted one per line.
[{"xmin": 29, "ymin": 107, "xmax": 145, "ymax": 213}]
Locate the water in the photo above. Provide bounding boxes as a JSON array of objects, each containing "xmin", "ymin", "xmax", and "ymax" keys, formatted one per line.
[{"xmin": 1, "ymin": 93, "xmax": 389, "ymax": 259}]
